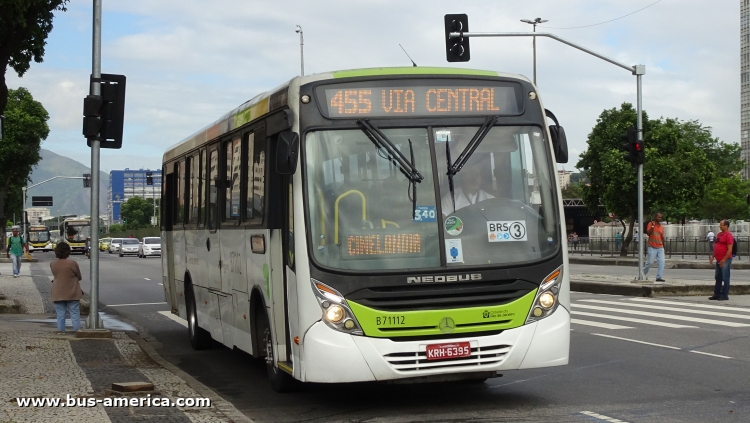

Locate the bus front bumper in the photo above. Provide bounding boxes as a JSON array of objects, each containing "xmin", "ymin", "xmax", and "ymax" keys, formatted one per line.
[{"xmin": 302, "ymin": 305, "xmax": 569, "ymax": 383}]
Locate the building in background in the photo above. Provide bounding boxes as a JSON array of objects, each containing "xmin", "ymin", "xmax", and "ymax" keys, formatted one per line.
[
  {"xmin": 108, "ymin": 168, "xmax": 162, "ymax": 224},
  {"xmin": 557, "ymin": 170, "xmax": 575, "ymax": 189},
  {"xmin": 743, "ymin": 0, "xmax": 750, "ymax": 179},
  {"xmin": 24, "ymin": 207, "xmax": 51, "ymax": 224}
]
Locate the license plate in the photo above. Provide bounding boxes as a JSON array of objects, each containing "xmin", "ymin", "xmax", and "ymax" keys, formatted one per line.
[{"xmin": 425, "ymin": 342, "xmax": 471, "ymax": 361}]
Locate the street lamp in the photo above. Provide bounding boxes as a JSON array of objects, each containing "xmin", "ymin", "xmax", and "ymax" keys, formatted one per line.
[
  {"xmin": 520, "ymin": 18, "xmax": 548, "ymax": 85},
  {"xmin": 295, "ymin": 25, "xmax": 304, "ymax": 76}
]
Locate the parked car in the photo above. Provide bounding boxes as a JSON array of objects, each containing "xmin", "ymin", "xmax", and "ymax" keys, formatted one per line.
[
  {"xmin": 99, "ymin": 238, "xmax": 111, "ymax": 252},
  {"xmin": 108, "ymin": 238, "xmax": 123, "ymax": 254},
  {"xmin": 138, "ymin": 237, "xmax": 161, "ymax": 258},
  {"xmin": 119, "ymin": 238, "xmax": 140, "ymax": 257}
]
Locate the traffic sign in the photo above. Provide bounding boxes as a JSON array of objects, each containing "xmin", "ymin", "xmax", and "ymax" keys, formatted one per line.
[{"xmin": 31, "ymin": 196, "xmax": 53, "ymax": 207}]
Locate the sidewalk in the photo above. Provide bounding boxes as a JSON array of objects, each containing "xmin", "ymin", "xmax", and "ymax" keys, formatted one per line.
[
  {"xmin": 568, "ymin": 254, "xmax": 750, "ymax": 297},
  {"xmin": 0, "ymin": 263, "xmax": 253, "ymax": 423}
]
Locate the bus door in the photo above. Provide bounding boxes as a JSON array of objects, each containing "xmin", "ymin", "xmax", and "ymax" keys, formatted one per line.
[{"xmin": 162, "ymin": 166, "xmax": 179, "ymax": 314}]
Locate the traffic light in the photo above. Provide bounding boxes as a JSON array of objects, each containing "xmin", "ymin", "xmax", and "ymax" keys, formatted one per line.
[
  {"xmin": 633, "ymin": 138, "xmax": 645, "ymax": 165},
  {"xmin": 146, "ymin": 171, "xmax": 153, "ymax": 185},
  {"xmin": 621, "ymin": 126, "xmax": 637, "ymax": 164},
  {"xmin": 444, "ymin": 14, "xmax": 470, "ymax": 62},
  {"xmin": 83, "ymin": 173, "xmax": 91, "ymax": 188},
  {"xmin": 82, "ymin": 73, "xmax": 126, "ymax": 149}
]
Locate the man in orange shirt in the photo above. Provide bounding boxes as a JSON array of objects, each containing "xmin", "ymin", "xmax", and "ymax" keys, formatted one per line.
[{"xmin": 643, "ymin": 212, "xmax": 665, "ymax": 282}]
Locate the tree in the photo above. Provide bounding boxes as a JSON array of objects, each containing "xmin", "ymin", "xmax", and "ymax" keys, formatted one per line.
[
  {"xmin": 577, "ymin": 103, "xmax": 719, "ymax": 256},
  {"xmin": 561, "ymin": 182, "xmax": 584, "ymax": 199},
  {"xmin": 120, "ymin": 197, "xmax": 153, "ymax": 229},
  {"xmin": 0, "ymin": 0, "xmax": 69, "ymax": 115},
  {"xmin": 0, "ymin": 87, "xmax": 49, "ymax": 250},
  {"xmin": 699, "ymin": 176, "xmax": 750, "ymax": 221}
]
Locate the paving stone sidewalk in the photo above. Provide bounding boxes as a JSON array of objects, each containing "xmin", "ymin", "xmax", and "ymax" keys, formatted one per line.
[{"xmin": 0, "ymin": 263, "xmax": 253, "ymax": 423}]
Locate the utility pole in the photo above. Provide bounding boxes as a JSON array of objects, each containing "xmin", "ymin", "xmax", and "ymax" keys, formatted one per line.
[
  {"xmin": 295, "ymin": 25, "xmax": 304, "ymax": 76},
  {"xmin": 520, "ymin": 18, "xmax": 548, "ymax": 85},
  {"xmin": 447, "ymin": 27, "xmax": 646, "ymax": 280}
]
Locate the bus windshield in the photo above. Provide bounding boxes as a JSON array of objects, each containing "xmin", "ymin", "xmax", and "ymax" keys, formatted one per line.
[
  {"xmin": 28, "ymin": 229, "xmax": 50, "ymax": 243},
  {"xmin": 305, "ymin": 125, "xmax": 559, "ymax": 271},
  {"xmin": 65, "ymin": 223, "xmax": 90, "ymax": 242}
]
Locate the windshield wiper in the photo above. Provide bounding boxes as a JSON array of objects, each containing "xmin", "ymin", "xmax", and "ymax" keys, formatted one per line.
[
  {"xmin": 357, "ymin": 119, "xmax": 424, "ymax": 184},
  {"xmin": 445, "ymin": 116, "xmax": 498, "ymax": 214}
]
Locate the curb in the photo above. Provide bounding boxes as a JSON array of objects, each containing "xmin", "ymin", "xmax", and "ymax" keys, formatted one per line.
[
  {"xmin": 571, "ymin": 280, "xmax": 750, "ymax": 297},
  {"xmin": 569, "ymin": 257, "xmax": 750, "ymax": 270},
  {"xmin": 126, "ymin": 332, "xmax": 254, "ymax": 423}
]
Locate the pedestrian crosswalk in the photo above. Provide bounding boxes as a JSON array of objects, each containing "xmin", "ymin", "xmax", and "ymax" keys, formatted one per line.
[{"xmin": 570, "ymin": 297, "xmax": 750, "ymax": 330}]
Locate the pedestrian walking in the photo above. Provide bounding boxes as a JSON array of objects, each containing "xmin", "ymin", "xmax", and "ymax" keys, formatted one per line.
[
  {"xmin": 615, "ymin": 231, "xmax": 623, "ymax": 251},
  {"xmin": 707, "ymin": 230, "xmax": 715, "ymax": 255},
  {"xmin": 643, "ymin": 212, "xmax": 666, "ymax": 281},
  {"xmin": 709, "ymin": 219, "xmax": 734, "ymax": 301},
  {"xmin": 571, "ymin": 232, "xmax": 579, "ymax": 250},
  {"xmin": 6, "ymin": 226, "xmax": 27, "ymax": 277},
  {"xmin": 50, "ymin": 242, "xmax": 83, "ymax": 333}
]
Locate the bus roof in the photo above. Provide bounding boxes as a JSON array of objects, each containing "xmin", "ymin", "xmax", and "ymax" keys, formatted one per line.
[{"xmin": 162, "ymin": 67, "xmax": 528, "ymax": 163}]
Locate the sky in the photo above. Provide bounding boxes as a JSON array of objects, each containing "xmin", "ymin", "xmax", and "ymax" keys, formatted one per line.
[{"xmin": 6, "ymin": 0, "xmax": 739, "ymax": 173}]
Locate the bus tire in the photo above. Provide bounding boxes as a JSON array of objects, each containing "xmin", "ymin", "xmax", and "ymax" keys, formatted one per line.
[
  {"xmin": 187, "ymin": 283, "xmax": 212, "ymax": 350},
  {"xmin": 258, "ymin": 311, "xmax": 295, "ymax": 393}
]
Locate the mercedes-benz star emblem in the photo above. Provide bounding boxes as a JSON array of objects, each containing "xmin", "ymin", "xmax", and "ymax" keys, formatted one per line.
[{"xmin": 439, "ymin": 317, "xmax": 455, "ymax": 333}]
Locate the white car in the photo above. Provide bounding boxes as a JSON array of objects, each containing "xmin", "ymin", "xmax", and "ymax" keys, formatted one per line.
[
  {"xmin": 119, "ymin": 238, "xmax": 140, "ymax": 257},
  {"xmin": 108, "ymin": 238, "xmax": 123, "ymax": 254},
  {"xmin": 138, "ymin": 237, "xmax": 161, "ymax": 258}
]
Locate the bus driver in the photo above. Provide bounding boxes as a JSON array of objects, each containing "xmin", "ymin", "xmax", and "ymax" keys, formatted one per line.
[{"xmin": 441, "ymin": 165, "xmax": 494, "ymax": 216}]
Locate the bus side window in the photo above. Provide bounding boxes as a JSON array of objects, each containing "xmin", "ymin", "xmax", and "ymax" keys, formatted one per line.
[
  {"xmin": 224, "ymin": 138, "xmax": 241, "ymax": 222},
  {"xmin": 175, "ymin": 160, "xmax": 185, "ymax": 225},
  {"xmin": 245, "ymin": 133, "xmax": 265, "ymax": 224},
  {"xmin": 189, "ymin": 153, "xmax": 200, "ymax": 224},
  {"xmin": 198, "ymin": 149, "xmax": 206, "ymax": 227},
  {"xmin": 208, "ymin": 147, "xmax": 219, "ymax": 231}
]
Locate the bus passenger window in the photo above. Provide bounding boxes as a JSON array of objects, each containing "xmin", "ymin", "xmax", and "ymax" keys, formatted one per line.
[
  {"xmin": 208, "ymin": 148, "xmax": 218, "ymax": 230},
  {"xmin": 189, "ymin": 154, "xmax": 200, "ymax": 224},
  {"xmin": 224, "ymin": 138, "xmax": 241, "ymax": 221},
  {"xmin": 248, "ymin": 134, "xmax": 265, "ymax": 222},
  {"xmin": 175, "ymin": 160, "xmax": 185, "ymax": 224}
]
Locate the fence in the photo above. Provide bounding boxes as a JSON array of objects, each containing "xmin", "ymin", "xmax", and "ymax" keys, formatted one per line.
[{"xmin": 568, "ymin": 236, "xmax": 750, "ymax": 259}]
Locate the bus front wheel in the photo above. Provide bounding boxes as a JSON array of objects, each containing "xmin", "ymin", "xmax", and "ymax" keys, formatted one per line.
[
  {"xmin": 187, "ymin": 284, "xmax": 212, "ymax": 350},
  {"xmin": 259, "ymin": 312, "xmax": 295, "ymax": 393}
]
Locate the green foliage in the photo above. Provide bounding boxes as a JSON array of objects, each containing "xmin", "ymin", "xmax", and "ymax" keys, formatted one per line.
[
  {"xmin": 108, "ymin": 223, "xmax": 124, "ymax": 233},
  {"xmin": 0, "ymin": 87, "xmax": 49, "ymax": 237},
  {"xmin": 0, "ymin": 0, "xmax": 69, "ymax": 113},
  {"xmin": 120, "ymin": 197, "xmax": 155, "ymax": 229},
  {"xmin": 561, "ymin": 182, "xmax": 584, "ymax": 199},
  {"xmin": 577, "ymin": 103, "xmax": 731, "ymax": 254},
  {"xmin": 699, "ymin": 177, "xmax": 750, "ymax": 221}
]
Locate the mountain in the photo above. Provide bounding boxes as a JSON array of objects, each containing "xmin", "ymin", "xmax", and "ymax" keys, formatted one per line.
[{"xmin": 26, "ymin": 149, "xmax": 109, "ymax": 217}]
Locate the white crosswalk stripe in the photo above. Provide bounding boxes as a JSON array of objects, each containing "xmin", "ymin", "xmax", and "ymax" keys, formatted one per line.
[
  {"xmin": 629, "ymin": 298, "xmax": 750, "ymax": 313},
  {"xmin": 570, "ymin": 319, "xmax": 633, "ymax": 330},
  {"xmin": 578, "ymin": 299, "xmax": 750, "ymax": 320},
  {"xmin": 571, "ymin": 303, "xmax": 750, "ymax": 327},
  {"xmin": 571, "ymin": 310, "xmax": 698, "ymax": 328}
]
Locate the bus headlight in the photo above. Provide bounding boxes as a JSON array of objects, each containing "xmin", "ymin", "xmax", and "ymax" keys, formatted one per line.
[
  {"xmin": 311, "ymin": 279, "xmax": 363, "ymax": 335},
  {"xmin": 525, "ymin": 266, "xmax": 563, "ymax": 324}
]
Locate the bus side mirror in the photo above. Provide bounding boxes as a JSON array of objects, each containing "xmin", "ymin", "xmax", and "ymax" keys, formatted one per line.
[
  {"xmin": 545, "ymin": 109, "xmax": 568, "ymax": 163},
  {"xmin": 276, "ymin": 131, "xmax": 300, "ymax": 175}
]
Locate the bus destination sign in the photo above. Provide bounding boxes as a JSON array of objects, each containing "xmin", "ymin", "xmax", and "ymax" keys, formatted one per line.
[
  {"xmin": 319, "ymin": 81, "xmax": 522, "ymax": 118},
  {"xmin": 343, "ymin": 231, "xmax": 424, "ymax": 260}
]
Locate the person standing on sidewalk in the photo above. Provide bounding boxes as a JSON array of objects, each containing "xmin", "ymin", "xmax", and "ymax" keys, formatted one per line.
[
  {"xmin": 643, "ymin": 212, "xmax": 666, "ymax": 282},
  {"xmin": 50, "ymin": 242, "xmax": 83, "ymax": 333},
  {"xmin": 707, "ymin": 230, "xmax": 715, "ymax": 254},
  {"xmin": 6, "ymin": 226, "xmax": 27, "ymax": 278},
  {"xmin": 709, "ymin": 219, "xmax": 734, "ymax": 301}
]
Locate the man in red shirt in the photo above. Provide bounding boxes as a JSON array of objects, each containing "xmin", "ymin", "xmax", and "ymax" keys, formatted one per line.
[
  {"xmin": 709, "ymin": 219, "xmax": 734, "ymax": 301},
  {"xmin": 643, "ymin": 212, "xmax": 665, "ymax": 282}
]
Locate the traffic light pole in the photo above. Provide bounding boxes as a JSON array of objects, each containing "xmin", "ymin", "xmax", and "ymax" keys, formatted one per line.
[
  {"xmin": 448, "ymin": 30, "xmax": 646, "ymax": 279},
  {"xmin": 87, "ymin": 0, "xmax": 103, "ymax": 330}
]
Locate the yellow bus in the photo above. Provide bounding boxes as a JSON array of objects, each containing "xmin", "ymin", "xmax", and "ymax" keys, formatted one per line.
[
  {"xmin": 28, "ymin": 225, "xmax": 53, "ymax": 252},
  {"xmin": 60, "ymin": 217, "xmax": 91, "ymax": 254}
]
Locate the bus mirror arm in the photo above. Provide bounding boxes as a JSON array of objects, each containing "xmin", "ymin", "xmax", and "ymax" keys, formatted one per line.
[
  {"xmin": 545, "ymin": 109, "xmax": 568, "ymax": 164},
  {"xmin": 276, "ymin": 131, "xmax": 300, "ymax": 175}
]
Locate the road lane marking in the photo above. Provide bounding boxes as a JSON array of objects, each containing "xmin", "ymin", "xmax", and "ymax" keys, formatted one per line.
[
  {"xmin": 106, "ymin": 302, "xmax": 167, "ymax": 307},
  {"xmin": 144, "ymin": 278, "xmax": 151, "ymax": 281},
  {"xmin": 571, "ymin": 319, "xmax": 633, "ymax": 330},
  {"xmin": 158, "ymin": 311, "xmax": 188, "ymax": 328},
  {"xmin": 579, "ymin": 299, "xmax": 750, "ymax": 320},
  {"xmin": 571, "ymin": 310, "xmax": 698, "ymax": 328},
  {"xmin": 591, "ymin": 333, "xmax": 681, "ymax": 350},
  {"xmin": 580, "ymin": 410, "xmax": 629, "ymax": 423},
  {"xmin": 572, "ymin": 304, "xmax": 750, "ymax": 327},
  {"xmin": 689, "ymin": 350, "xmax": 732, "ymax": 359},
  {"xmin": 629, "ymin": 298, "xmax": 750, "ymax": 313}
]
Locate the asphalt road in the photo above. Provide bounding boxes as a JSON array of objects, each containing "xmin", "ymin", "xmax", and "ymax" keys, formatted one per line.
[{"xmin": 30, "ymin": 253, "xmax": 750, "ymax": 422}]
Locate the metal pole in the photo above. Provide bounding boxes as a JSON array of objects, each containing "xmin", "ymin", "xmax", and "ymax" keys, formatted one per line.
[
  {"xmin": 636, "ymin": 72, "xmax": 644, "ymax": 280},
  {"xmin": 532, "ymin": 24, "xmax": 536, "ymax": 85},
  {"xmin": 87, "ymin": 0, "xmax": 103, "ymax": 330},
  {"xmin": 296, "ymin": 25, "xmax": 304, "ymax": 76}
]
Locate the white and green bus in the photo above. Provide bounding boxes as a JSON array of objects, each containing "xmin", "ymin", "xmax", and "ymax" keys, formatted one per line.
[{"xmin": 162, "ymin": 67, "xmax": 570, "ymax": 391}]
